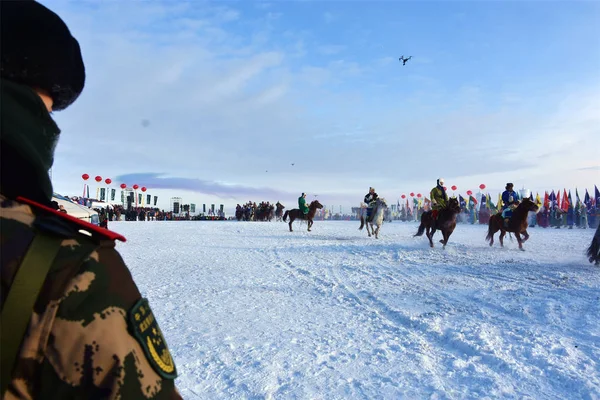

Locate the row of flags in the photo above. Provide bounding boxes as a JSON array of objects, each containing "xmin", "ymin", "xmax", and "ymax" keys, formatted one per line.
[{"xmin": 397, "ymin": 186, "xmax": 600, "ymax": 212}]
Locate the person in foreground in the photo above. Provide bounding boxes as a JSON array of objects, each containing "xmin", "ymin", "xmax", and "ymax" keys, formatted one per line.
[
  {"xmin": 0, "ymin": 1, "xmax": 182, "ymax": 398},
  {"xmin": 364, "ymin": 187, "xmax": 378, "ymax": 222}
]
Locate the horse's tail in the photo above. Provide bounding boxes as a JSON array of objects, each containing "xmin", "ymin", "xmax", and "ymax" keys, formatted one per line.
[
  {"xmin": 586, "ymin": 225, "xmax": 600, "ymax": 264},
  {"xmin": 485, "ymin": 217, "xmax": 495, "ymax": 242},
  {"xmin": 414, "ymin": 217, "xmax": 426, "ymax": 237},
  {"xmin": 283, "ymin": 210, "xmax": 289, "ymax": 222}
]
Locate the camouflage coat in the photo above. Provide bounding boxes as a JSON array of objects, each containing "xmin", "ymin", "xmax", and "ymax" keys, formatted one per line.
[{"xmin": 1, "ymin": 195, "xmax": 182, "ymax": 399}]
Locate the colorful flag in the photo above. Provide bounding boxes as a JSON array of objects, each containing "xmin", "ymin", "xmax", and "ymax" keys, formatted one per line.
[
  {"xmin": 536, "ymin": 192, "xmax": 542, "ymax": 206},
  {"xmin": 459, "ymin": 194, "xmax": 466, "ymax": 208},
  {"xmin": 575, "ymin": 188, "xmax": 581, "ymax": 207},
  {"xmin": 568, "ymin": 190, "xmax": 573, "ymax": 210},
  {"xmin": 595, "ymin": 185, "xmax": 600, "ymax": 205},
  {"xmin": 556, "ymin": 190, "xmax": 560, "ymax": 210},
  {"xmin": 497, "ymin": 193, "xmax": 503, "ymax": 210},
  {"xmin": 561, "ymin": 189, "xmax": 569, "ymax": 212},
  {"xmin": 584, "ymin": 189, "xmax": 591, "ymax": 208}
]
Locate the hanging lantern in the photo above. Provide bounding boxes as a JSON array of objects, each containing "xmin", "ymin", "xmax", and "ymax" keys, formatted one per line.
[
  {"xmin": 401, "ymin": 194, "xmax": 406, "ymax": 199},
  {"xmin": 120, "ymin": 183, "xmax": 127, "ymax": 189},
  {"xmin": 82, "ymin": 173, "xmax": 89, "ymax": 180},
  {"xmin": 451, "ymin": 185, "xmax": 457, "ymax": 191},
  {"xmin": 105, "ymin": 178, "xmax": 112, "ymax": 185},
  {"xmin": 417, "ymin": 193, "xmax": 422, "ymax": 198},
  {"xmin": 467, "ymin": 190, "xmax": 473, "ymax": 196},
  {"xmin": 410, "ymin": 192, "xmax": 415, "ymax": 197},
  {"xmin": 133, "ymin": 184, "xmax": 139, "ymax": 190},
  {"xmin": 95, "ymin": 175, "xmax": 102, "ymax": 182},
  {"xmin": 141, "ymin": 187, "xmax": 147, "ymax": 192},
  {"xmin": 479, "ymin": 184, "xmax": 486, "ymax": 190}
]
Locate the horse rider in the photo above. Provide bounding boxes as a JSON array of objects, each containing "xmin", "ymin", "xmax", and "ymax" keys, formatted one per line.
[
  {"xmin": 430, "ymin": 178, "xmax": 448, "ymax": 221},
  {"xmin": 298, "ymin": 192, "xmax": 309, "ymax": 215},
  {"xmin": 364, "ymin": 187, "xmax": 378, "ymax": 222},
  {"xmin": 501, "ymin": 182, "xmax": 520, "ymax": 227}
]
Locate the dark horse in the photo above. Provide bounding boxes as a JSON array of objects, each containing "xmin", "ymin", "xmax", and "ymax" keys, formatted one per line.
[
  {"xmin": 486, "ymin": 198, "xmax": 539, "ymax": 251},
  {"xmin": 283, "ymin": 200, "xmax": 323, "ymax": 232},
  {"xmin": 275, "ymin": 203, "xmax": 285, "ymax": 222},
  {"xmin": 414, "ymin": 197, "xmax": 461, "ymax": 248},
  {"xmin": 586, "ymin": 224, "xmax": 600, "ymax": 266}
]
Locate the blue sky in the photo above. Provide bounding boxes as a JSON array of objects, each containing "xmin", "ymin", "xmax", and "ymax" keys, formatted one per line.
[{"xmin": 44, "ymin": 0, "xmax": 599, "ymax": 212}]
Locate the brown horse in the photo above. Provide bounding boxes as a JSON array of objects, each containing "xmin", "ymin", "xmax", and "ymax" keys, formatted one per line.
[
  {"xmin": 486, "ymin": 198, "xmax": 539, "ymax": 251},
  {"xmin": 414, "ymin": 197, "xmax": 461, "ymax": 248},
  {"xmin": 283, "ymin": 200, "xmax": 323, "ymax": 232},
  {"xmin": 275, "ymin": 203, "xmax": 285, "ymax": 222}
]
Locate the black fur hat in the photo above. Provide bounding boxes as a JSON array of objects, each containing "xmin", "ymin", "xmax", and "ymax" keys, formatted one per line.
[{"xmin": 1, "ymin": 0, "xmax": 85, "ymax": 111}]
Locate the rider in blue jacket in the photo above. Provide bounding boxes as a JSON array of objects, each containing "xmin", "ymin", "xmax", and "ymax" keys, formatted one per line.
[{"xmin": 501, "ymin": 183, "xmax": 519, "ymax": 226}]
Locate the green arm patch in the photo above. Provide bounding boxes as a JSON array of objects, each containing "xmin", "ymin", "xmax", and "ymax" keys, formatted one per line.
[{"xmin": 128, "ymin": 298, "xmax": 177, "ymax": 380}]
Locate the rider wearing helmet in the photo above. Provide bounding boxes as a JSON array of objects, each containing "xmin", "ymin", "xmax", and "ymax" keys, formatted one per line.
[
  {"xmin": 430, "ymin": 178, "xmax": 448, "ymax": 220},
  {"xmin": 364, "ymin": 187, "xmax": 378, "ymax": 222}
]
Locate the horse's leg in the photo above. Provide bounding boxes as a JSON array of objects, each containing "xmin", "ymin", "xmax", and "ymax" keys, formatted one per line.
[
  {"xmin": 522, "ymin": 230, "xmax": 530, "ymax": 242},
  {"xmin": 288, "ymin": 216, "xmax": 294, "ymax": 232},
  {"xmin": 499, "ymin": 229, "xmax": 505, "ymax": 247},
  {"xmin": 307, "ymin": 219, "xmax": 312, "ymax": 231},
  {"xmin": 441, "ymin": 229, "xmax": 449, "ymax": 247},
  {"xmin": 375, "ymin": 224, "xmax": 380, "ymax": 239},
  {"xmin": 515, "ymin": 232, "xmax": 524, "ymax": 250},
  {"xmin": 426, "ymin": 226, "xmax": 434, "ymax": 247}
]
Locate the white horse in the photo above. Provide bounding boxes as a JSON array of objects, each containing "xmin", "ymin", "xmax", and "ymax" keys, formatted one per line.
[{"xmin": 359, "ymin": 198, "xmax": 388, "ymax": 239}]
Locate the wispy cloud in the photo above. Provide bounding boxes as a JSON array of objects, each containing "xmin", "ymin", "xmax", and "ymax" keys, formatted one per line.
[{"xmin": 44, "ymin": 0, "xmax": 600, "ymax": 210}]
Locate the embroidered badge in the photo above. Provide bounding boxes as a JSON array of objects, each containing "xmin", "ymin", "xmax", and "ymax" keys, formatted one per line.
[{"xmin": 129, "ymin": 298, "xmax": 177, "ymax": 379}]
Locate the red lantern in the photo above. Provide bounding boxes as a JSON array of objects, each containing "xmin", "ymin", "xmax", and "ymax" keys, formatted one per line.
[
  {"xmin": 443, "ymin": 186, "xmax": 447, "ymax": 191},
  {"xmin": 105, "ymin": 178, "xmax": 112, "ymax": 185},
  {"xmin": 479, "ymin": 184, "xmax": 486, "ymax": 190},
  {"xmin": 467, "ymin": 190, "xmax": 473, "ymax": 196},
  {"xmin": 95, "ymin": 175, "xmax": 102, "ymax": 182},
  {"xmin": 410, "ymin": 192, "xmax": 415, "ymax": 197},
  {"xmin": 417, "ymin": 193, "xmax": 422, "ymax": 198},
  {"xmin": 82, "ymin": 173, "xmax": 89, "ymax": 181},
  {"xmin": 133, "ymin": 184, "xmax": 139, "ymax": 190},
  {"xmin": 141, "ymin": 187, "xmax": 147, "ymax": 192},
  {"xmin": 401, "ymin": 194, "xmax": 406, "ymax": 199},
  {"xmin": 451, "ymin": 185, "xmax": 457, "ymax": 191},
  {"xmin": 120, "ymin": 183, "xmax": 127, "ymax": 189}
]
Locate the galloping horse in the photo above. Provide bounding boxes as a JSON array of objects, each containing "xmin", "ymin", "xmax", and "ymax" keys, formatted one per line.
[
  {"xmin": 283, "ymin": 200, "xmax": 323, "ymax": 232},
  {"xmin": 486, "ymin": 198, "xmax": 539, "ymax": 251},
  {"xmin": 586, "ymin": 224, "xmax": 600, "ymax": 265},
  {"xmin": 275, "ymin": 203, "xmax": 285, "ymax": 222},
  {"xmin": 414, "ymin": 197, "xmax": 461, "ymax": 248},
  {"xmin": 359, "ymin": 198, "xmax": 388, "ymax": 239}
]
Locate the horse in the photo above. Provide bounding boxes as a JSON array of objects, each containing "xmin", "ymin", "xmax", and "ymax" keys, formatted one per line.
[
  {"xmin": 283, "ymin": 200, "xmax": 323, "ymax": 232},
  {"xmin": 414, "ymin": 197, "xmax": 461, "ymax": 248},
  {"xmin": 586, "ymin": 224, "xmax": 600, "ymax": 266},
  {"xmin": 275, "ymin": 203, "xmax": 285, "ymax": 222},
  {"xmin": 359, "ymin": 198, "xmax": 388, "ymax": 239},
  {"xmin": 486, "ymin": 198, "xmax": 539, "ymax": 251}
]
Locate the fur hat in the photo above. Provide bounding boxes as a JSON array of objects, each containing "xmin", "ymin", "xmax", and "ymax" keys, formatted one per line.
[
  {"xmin": 438, "ymin": 178, "xmax": 445, "ymax": 185},
  {"xmin": 1, "ymin": 0, "xmax": 85, "ymax": 111}
]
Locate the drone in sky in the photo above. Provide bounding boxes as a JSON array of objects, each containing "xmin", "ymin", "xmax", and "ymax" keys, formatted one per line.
[{"xmin": 399, "ymin": 55, "xmax": 412, "ymax": 66}]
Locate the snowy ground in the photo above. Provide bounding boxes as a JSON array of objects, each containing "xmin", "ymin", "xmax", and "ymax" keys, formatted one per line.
[{"xmin": 110, "ymin": 219, "xmax": 600, "ymax": 399}]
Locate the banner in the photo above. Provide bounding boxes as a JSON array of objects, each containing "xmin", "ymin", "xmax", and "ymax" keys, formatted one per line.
[
  {"xmin": 190, "ymin": 204, "xmax": 196, "ymax": 213},
  {"xmin": 100, "ymin": 188, "xmax": 106, "ymax": 201},
  {"xmin": 154, "ymin": 196, "xmax": 158, "ymax": 206},
  {"xmin": 121, "ymin": 190, "xmax": 125, "ymax": 204},
  {"xmin": 138, "ymin": 193, "xmax": 142, "ymax": 204},
  {"xmin": 111, "ymin": 188, "xmax": 116, "ymax": 201},
  {"xmin": 203, "ymin": 204, "xmax": 206, "ymax": 212},
  {"xmin": 147, "ymin": 194, "xmax": 151, "ymax": 204}
]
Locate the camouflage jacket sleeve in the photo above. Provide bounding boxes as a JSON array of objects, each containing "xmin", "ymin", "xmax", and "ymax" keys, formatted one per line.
[{"xmin": 1, "ymin": 196, "xmax": 182, "ymax": 399}]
